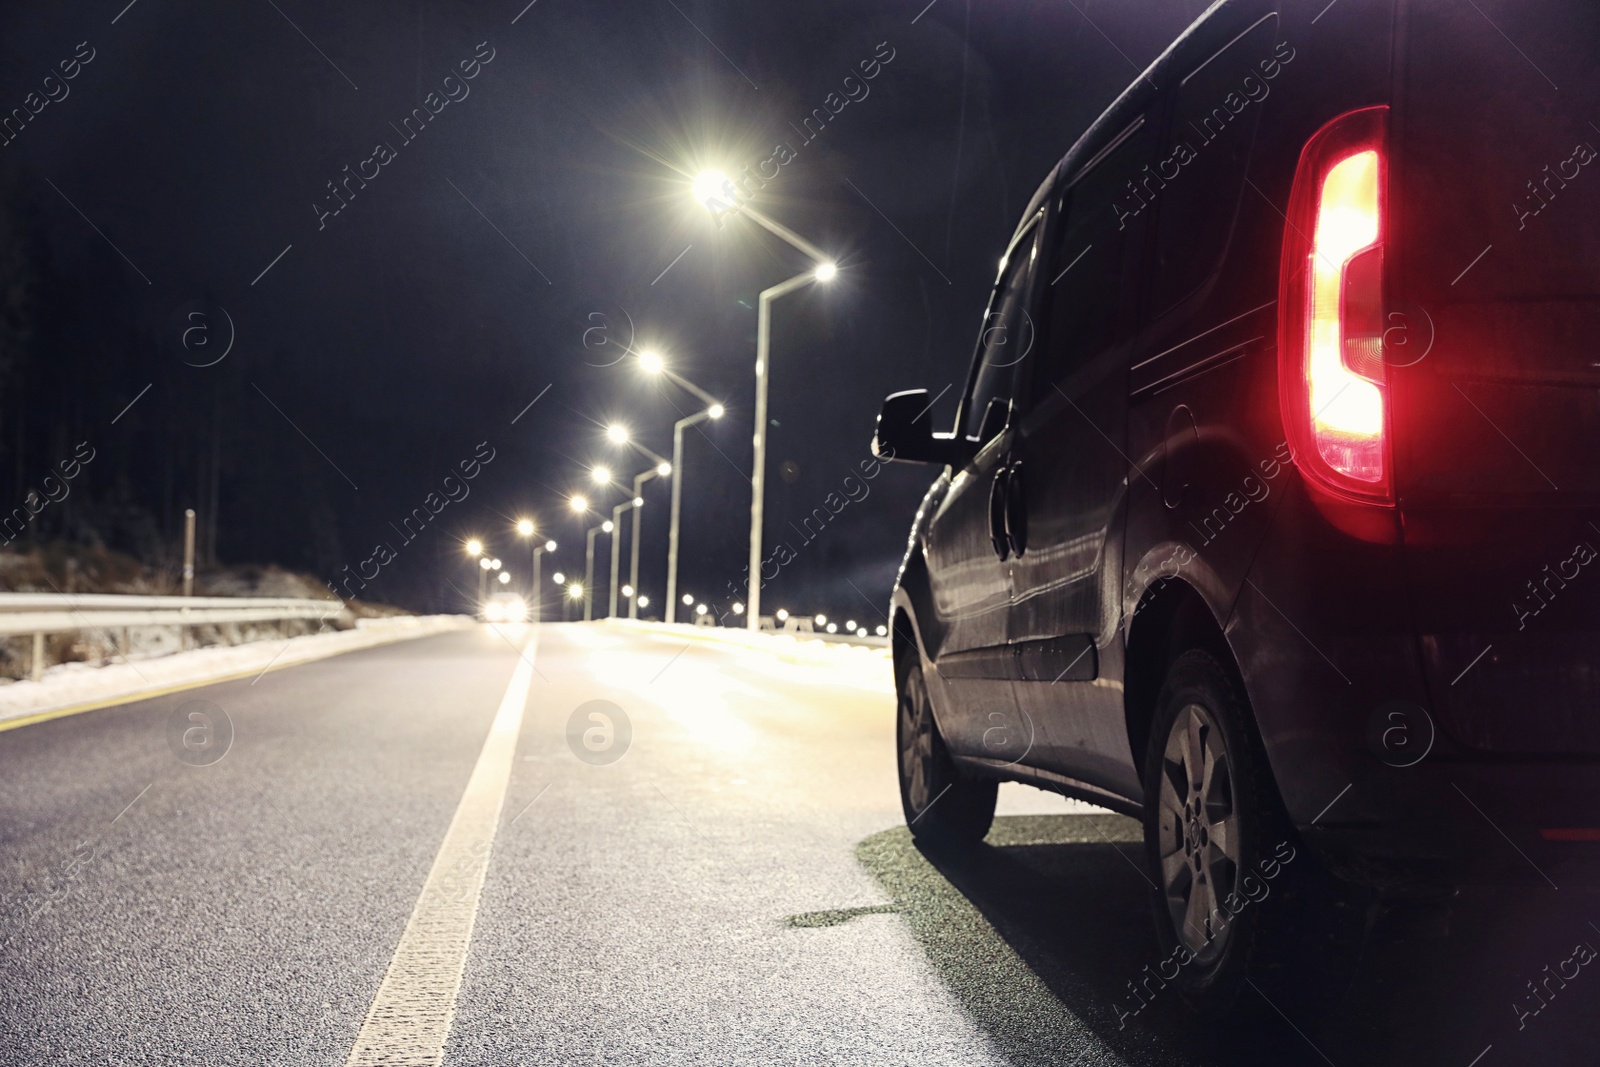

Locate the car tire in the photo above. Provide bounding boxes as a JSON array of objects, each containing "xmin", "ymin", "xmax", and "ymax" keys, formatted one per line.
[
  {"xmin": 1141, "ymin": 649, "xmax": 1365, "ymax": 1019},
  {"xmin": 897, "ymin": 657, "xmax": 997, "ymax": 847}
]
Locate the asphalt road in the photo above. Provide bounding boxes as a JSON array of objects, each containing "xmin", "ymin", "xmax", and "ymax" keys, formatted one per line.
[{"xmin": 3, "ymin": 623, "xmax": 1600, "ymax": 1066}]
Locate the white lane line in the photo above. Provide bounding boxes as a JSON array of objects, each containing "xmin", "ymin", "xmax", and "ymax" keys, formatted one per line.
[{"xmin": 343, "ymin": 634, "xmax": 539, "ymax": 1067}]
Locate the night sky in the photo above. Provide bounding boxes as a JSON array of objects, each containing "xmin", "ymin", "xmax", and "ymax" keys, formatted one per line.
[{"xmin": 0, "ymin": 0, "xmax": 1205, "ymax": 616}]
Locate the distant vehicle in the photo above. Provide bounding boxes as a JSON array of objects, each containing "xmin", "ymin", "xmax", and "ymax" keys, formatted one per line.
[
  {"xmin": 873, "ymin": 0, "xmax": 1600, "ymax": 1017},
  {"xmin": 481, "ymin": 591, "xmax": 528, "ymax": 624}
]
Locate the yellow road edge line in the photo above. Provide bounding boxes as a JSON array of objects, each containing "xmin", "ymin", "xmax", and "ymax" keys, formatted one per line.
[
  {"xmin": 0, "ymin": 625, "xmax": 466, "ymax": 735},
  {"xmin": 342, "ymin": 632, "xmax": 538, "ymax": 1067}
]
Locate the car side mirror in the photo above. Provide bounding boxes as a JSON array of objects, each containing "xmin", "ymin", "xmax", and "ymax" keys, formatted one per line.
[{"xmin": 872, "ymin": 389, "xmax": 962, "ymax": 466}]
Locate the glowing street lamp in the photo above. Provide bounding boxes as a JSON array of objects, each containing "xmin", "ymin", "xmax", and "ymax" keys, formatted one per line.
[
  {"xmin": 606, "ymin": 423, "xmax": 630, "ymax": 444},
  {"xmin": 569, "ymin": 494, "xmax": 589, "ymax": 513},
  {"xmin": 590, "ymin": 466, "xmax": 612, "ymax": 486},
  {"xmin": 515, "ymin": 519, "xmax": 535, "ymax": 537},
  {"xmin": 692, "ymin": 169, "xmax": 735, "ymax": 212},
  {"xmin": 498, "ymin": 571, "xmax": 511, "ymax": 585}
]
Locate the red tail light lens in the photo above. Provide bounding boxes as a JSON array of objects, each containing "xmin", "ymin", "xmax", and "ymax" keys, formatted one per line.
[{"xmin": 1278, "ymin": 107, "xmax": 1393, "ymax": 504}]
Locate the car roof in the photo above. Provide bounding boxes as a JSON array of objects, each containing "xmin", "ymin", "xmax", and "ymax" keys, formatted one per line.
[{"xmin": 1006, "ymin": 0, "xmax": 1233, "ymax": 255}]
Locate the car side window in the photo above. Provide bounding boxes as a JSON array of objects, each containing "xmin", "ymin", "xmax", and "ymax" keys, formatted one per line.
[
  {"xmin": 961, "ymin": 223, "xmax": 1041, "ymax": 441},
  {"xmin": 1029, "ymin": 116, "xmax": 1151, "ymax": 398}
]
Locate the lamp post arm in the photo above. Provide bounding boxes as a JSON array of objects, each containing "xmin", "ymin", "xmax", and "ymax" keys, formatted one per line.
[
  {"xmin": 662, "ymin": 368, "xmax": 720, "ymax": 409},
  {"xmin": 762, "ymin": 271, "xmax": 816, "ymax": 304},
  {"xmin": 742, "ymin": 205, "xmax": 829, "ymax": 264},
  {"xmin": 630, "ymin": 442, "xmax": 670, "ymax": 468}
]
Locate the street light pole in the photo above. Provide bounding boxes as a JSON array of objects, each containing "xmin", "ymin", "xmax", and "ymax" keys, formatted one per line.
[
  {"xmin": 588, "ymin": 521, "xmax": 611, "ymax": 620},
  {"xmin": 627, "ymin": 467, "xmax": 667, "ymax": 620},
  {"xmin": 532, "ymin": 541, "xmax": 555, "ymax": 622},
  {"xmin": 640, "ymin": 362, "xmax": 723, "ymax": 626},
  {"xmin": 665, "ymin": 414, "xmax": 703, "ymax": 625},
  {"xmin": 608, "ymin": 501, "xmax": 630, "ymax": 619},
  {"xmin": 690, "ymin": 171, "xmax": 837, "ymax": 632},
  {"xmin": 533, "ymin": 546, "xmax": 543, "ymax": 622},
  {"xmin": 664, "ymin": 405, "xmax": 725, "ymax": 624},
  {"xmin": 748, "ymin": 270, "xmax": 817, "ymax": 629},
  {"xmin": 628, "ymin": 491, "xmax": 644, "ymax": 620}
]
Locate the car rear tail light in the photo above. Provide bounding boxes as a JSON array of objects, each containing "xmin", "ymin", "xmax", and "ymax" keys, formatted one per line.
[{"xmin": 1278, "ymin": 107, "xmax": 1393, "ymax": 504}]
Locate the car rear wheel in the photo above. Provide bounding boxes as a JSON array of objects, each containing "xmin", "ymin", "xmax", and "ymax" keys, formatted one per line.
[
  {"xmin": 897, "ymin": 658, "xmax": 996, "ymax": 846},
  {"xmin": 1141, "ymin": 649, "xmax": 1366, "ymax": 1017},
  {"xmin": 1155, "ymin": 696, "xmax": 1245, "ymax": 970}
]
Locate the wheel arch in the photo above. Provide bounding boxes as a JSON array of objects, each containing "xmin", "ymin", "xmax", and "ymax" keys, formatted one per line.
[
  {"xmin": 890, "ymin": 588, "xmax": 923, "ymax": 685},
  {"xmin": 1123, "ymin": 576, "xmax": 1249, "ymax": 770},
  {"xmin": 890, "ymin": 543, "xmax": 935, "ymax": 682}
]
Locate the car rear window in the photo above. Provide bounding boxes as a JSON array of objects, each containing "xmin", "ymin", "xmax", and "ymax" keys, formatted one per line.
[{"xmin": 1029, "ymin": 116, "xmax": 1151, "ymax": 398}]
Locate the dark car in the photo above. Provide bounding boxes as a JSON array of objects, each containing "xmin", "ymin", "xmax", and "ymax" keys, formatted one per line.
[{"xmin": 873, "ymin": 0, "xmax": 1600, "ymax": 1014}]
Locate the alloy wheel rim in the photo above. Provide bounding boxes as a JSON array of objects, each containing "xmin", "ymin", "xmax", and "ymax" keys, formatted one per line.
[
  {"xmin": 899, "ymin": 672, "xmax": 935, "ymax": 813},
  {"xmin": 1157, "ymin": 702, "xmax": 1241, "ymax": 963}
]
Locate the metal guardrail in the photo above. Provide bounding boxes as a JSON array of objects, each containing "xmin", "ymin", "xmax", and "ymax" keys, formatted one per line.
[{"xmin": 0, "ymin": 593, "xmax": 341, "ymax": 680}]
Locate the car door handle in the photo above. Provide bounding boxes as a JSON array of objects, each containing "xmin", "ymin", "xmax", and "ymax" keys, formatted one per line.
[
  {"xmin": 989, "ymin": 464, "xmax": 1012, "ymax": 561},
  {"xmin": 1003, "ymin": 460, "xmax": 1027, "ymax": 557}
]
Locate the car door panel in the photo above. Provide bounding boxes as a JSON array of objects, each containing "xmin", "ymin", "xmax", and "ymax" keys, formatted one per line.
[
  {"xmin": 1007, "ymin": 114, "xmax": 1153, "ymax": 797},
  {"xmin": 922, "ymin": 223, "xmax": 1042, "ymax": 757}
]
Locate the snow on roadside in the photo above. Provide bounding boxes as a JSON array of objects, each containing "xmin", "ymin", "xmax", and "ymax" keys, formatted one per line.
[
  {"xmin": 597, "ymin": 618, "xmax": 895, "ymax": 692},
  {"xmin": 0, "ymin": 615, "xmax": 474, "ymax": 727}
]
